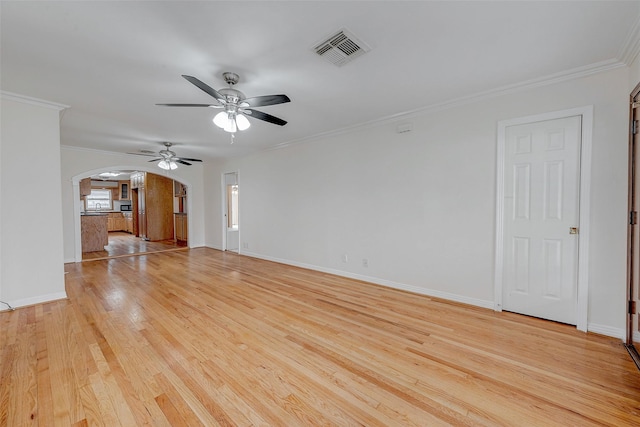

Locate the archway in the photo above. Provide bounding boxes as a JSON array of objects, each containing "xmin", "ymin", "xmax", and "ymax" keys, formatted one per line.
[{"xmin": 71, "ymin": 165, "xmax": 192, "ymax": 262}]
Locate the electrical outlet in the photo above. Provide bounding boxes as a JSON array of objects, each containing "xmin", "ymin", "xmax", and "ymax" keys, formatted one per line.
[
  {"xmin": 242, "ymin": 242, "xmax": 249, "ymax": 249},
  {"xmin": 342, "ymin": 254, "xmax": 348, "ymax": 263},
  {"xmin": 362, "ymin": 258, "xmax": 368, "ymax": 268}
]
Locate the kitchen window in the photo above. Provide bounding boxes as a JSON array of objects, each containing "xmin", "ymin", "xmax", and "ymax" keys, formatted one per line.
[{"xmin": 85, "ymin": 189, "xmax": 113, "ymax": 211}]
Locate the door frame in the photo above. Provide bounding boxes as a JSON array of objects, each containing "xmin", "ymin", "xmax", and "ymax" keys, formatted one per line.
[
  {"xmin": 494, "ymin": 106, "xmax": 593, "ymax": 332},
  {"xmin": 626, "ymin": 82, "xmax": 640, "ymax": 366}
]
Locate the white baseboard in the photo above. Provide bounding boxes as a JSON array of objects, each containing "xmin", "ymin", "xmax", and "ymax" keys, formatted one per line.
[
  {"xmin": 240, "ymin": 251, "xmax": 494, "ymax": 310},
  {"xmin": 64, "ymin": 258, "xmax": 76, "ymax": 264},
  {"xmin": 204, "ymin": 244, "xmax": 223, "ymax": 251},
  {"xmin": 587, "ymin": 323, "xmax": 625, "ymax": 340},
  {"xmin": 0, "ymin": 291, "xmax": 68, "ymax": 311}
]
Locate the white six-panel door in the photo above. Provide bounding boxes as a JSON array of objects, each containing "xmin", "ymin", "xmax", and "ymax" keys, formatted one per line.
[{"xmin": 502, "ymin": 116, "xmax": 582, "ymax": 325}]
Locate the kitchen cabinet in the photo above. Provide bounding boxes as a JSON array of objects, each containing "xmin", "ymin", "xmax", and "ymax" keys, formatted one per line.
[
  {"xmin": 174, "ymin": 180, "xmax": 187, "ymax": 213},
  {"xmin": 107, "ymin": 212, "xmax": 126, "ymax": 232},
  {"xmin": 116, "ymin": 216, "xmax": 126, "ymax": 231},
  {"xmin": 123, "ymin": 212, "xmax": 133, "ymax": 234},
  {"xmin": 119, "ymin": 181, "xmax": 130, "ymax": 200},
  {"xmin": 174, "ymin": 213, "xmax": 188, "ymax": 244},
  {"xmin": 174, "ymin": 181, "xmax": 187, "ymax": 197},
  {"xmin": 132, "ymin": 172, "xmax": 173, "ymax": 241},
  {"xmin": 80, "ymin": 178, "xmax": 91, "ymax": 197},
  {"xmin": 81, "ymin": 214, "xmax": 108, "ymax": 252},
  {"xmin": 130, "ymin": 172, "xmax": 144, "ymax": 189}
]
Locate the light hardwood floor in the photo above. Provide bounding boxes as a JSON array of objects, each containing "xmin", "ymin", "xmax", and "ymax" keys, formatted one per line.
[
  {"xmin": 82, "ymin": 232, "xmax": 186, "ymax": 261},
  {"xmin": 1, "ymin": 248, "xmax": 639, "ymax": 426}
]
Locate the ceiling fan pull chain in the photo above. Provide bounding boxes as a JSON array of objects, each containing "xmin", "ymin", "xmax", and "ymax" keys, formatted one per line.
[{"xmin": 230, "ymin": 133, "xmax": 235, "ymax": 144}]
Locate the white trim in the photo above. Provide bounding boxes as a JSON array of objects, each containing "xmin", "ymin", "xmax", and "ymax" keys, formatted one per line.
[
  {"xmin": 588, "ymin": 323, "xmax": 625, "ymax": 340},
  {"xmin": 0, "ymin": 292, "xmax": 68, "ymax": 311},
  {"xmin": 619, "ymin": 16, "xmax": 640, "ymax": 66},
  {"xmin": 265, "ymin": 60, "xmax": 622, "ymax": 154},
  {"xmin": 242, "ymin": 251, "xmax": 494, "ymax": 310},
  {"xmin": 71, "ymin": 165, "xmax": 194, "ymax": 262},
  {"xmin": 494, "ymin": 106, "xmax": 593, "ymax": 333},
  {"xmin": 1, "ymin": 91, "xmax": 69, "ymax": 110},
  {"xmin": 221, "ymin": 174, "xmax": 227, "ymax": 251}
]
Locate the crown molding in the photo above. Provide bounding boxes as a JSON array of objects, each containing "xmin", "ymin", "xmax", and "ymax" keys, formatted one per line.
[
  {"xmin": 1, "ymin": 91, "xmax": 69, "ymax": 111},
  {"xmin": 266, "ymin": 58, "xmax": 626, "ymax": 153},
  {"xmin": 619, "ymin": 16, "xmax": 640, "ymax": 66},
  {"xmin": 61, "ymin": 144, "xmax": 130, "ymax": 157}
]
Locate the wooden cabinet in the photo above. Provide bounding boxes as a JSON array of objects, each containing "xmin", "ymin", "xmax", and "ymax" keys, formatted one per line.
[
  {"xmin": 81, "ymin": 215, "xmax": 108, "ymax": 252},
  {"xmin": 119, "ymin": 181, "xmax": 130, "ymax": 200},
  {"xmin": 174, "ymin": 180, "xmax": 187, "ymax": 212},
  {"xmin": 80, "ymin": 178, "xmax": 91, "ymax": 197},
  {"xmin": 130, "ymin": 172, "xmax": 144, "ymax": 189},
  {"xmin": 132, "ymin": 172, "xmax": 173, "ymax": 241},
  {"xmin": 174, "ymin": 181, "xmax": 187, "ymax": 197},
  {"xmin": 123, "ymin": 212, "xmax": 133, "ymax": 234},
  {"xmin": 116, "ymin": 216, "xmax": 126, "ymax": 231},
  {"xmin": 175, "ymin": 213, "xmax": 188, "ymax": 244},
  {"xmin": 107, "ymin": 212, "xmax": 126, "ymax": 232}
]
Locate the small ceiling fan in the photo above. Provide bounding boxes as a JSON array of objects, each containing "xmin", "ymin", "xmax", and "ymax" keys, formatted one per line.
[
  {"xmin": 157, "ymin": 73, "xmax": 290, "ymax": 133},
  {"xmin": 128, "ymin": 142, "xmax": 202, "ymax": 170}
]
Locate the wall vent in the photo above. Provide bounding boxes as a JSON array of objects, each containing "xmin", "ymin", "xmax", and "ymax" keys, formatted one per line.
[{"xmin": 313, "ymin": 29, "xmax": 370, "ymax": 67}]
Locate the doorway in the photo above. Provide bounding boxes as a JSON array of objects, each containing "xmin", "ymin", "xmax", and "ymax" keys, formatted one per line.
[
  {"xmin": 494, "ymin": 107, "xmax": 593, "ymax": 331},
  {"xmin": 223, "ymin": 172, "xmax": 239, "ymax": 252},
  {"xmin": 626, "ymin": 83, "xmax": 640, "ymax": 368},
  {"xmin": 74, "ymin": 169, "xmax": 189, "ymax": 262}
]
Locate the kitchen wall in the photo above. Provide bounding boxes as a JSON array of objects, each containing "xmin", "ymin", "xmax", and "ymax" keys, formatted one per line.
[
  {"xmin": 1, "ymin": 93, "xmax": 68, "ymax": 308},
  {"xmin": 60, "ymin": 146, "xmax": 206, "ymax": 262},
  {"xmin": 204, "ymin": 66, "xmax": 630, "ymax": 337}
]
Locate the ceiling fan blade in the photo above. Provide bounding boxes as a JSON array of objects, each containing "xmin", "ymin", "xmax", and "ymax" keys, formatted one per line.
[
  {"xmin": 245, "ymin": 109, "xmax": 288, "ymax": 126},
  {"xmin": 176, "ymin": 157, "xmax": 202, "ymax": 162},
  {"xmin": 156, "ymin": 103, "xmax": 216, "ymax": 107},
  {"xmin": 182, "ymin": 75, "xmax": 226, "ymax": 103},
  {"xmin": 127, "ymin": 152, "xmax": 158, "ymax": 157},
  {"xmin": 147, "ymin": 158, "xmax": 162, "ymax": 162},
  {"xmin": 176, "ymin": 159, "xmax": 192, "ymax": 166},
  {"xmin": 241, "ymin": 94, "xmax": 291, "ymax": 108}
]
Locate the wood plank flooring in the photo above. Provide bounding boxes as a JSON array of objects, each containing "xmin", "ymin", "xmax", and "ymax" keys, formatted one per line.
[
  {"xmin": 2, "ymin": 247, "xmax": 639, "ymax": 426},
  {"xmin": 82, "ymin": 232, "xmax": 186, "ymax": 261}
]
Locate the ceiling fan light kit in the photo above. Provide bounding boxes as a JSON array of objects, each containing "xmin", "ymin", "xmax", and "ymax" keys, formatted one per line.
[
  {"xmin": 213, "ymin": 110, "xmax": 251, "ymax": 133},
  {"xmin": 127, "ymin": 142, "xmax": 202, "ymax": 170},
  {"xmin": 157, "ymin": 72, "xmax": 290, "ymax": 140},
  {"xmin": 158, "ymin": 160, "xmax": 178, "ymax": 170}
]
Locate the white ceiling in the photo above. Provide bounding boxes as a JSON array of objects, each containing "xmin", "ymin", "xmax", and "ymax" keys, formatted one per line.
[{"xmin": 2, "ymin": 1, "xmax": 639, "ymax": 161}]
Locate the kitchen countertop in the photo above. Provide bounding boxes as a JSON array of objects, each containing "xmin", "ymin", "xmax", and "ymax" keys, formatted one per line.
[{"xmin": 81, "ymin": 211, "xmax": 125, "ymax": 215}]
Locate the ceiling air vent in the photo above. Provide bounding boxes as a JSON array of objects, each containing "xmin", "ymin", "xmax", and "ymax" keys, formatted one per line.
[{"xmin": 313, "ymin": 29, "xmax": 370, "ymax": 67}]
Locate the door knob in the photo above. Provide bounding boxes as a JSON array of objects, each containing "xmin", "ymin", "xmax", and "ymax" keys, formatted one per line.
[{"xmin": 569, "ymin": 227, "xmax": 579, "ymax": 235}]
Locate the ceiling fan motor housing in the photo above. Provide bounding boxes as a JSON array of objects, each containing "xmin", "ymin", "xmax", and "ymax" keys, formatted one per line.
[{"xmin": 222, "ymin": 72, "xmax": 240, "ymax": 86}]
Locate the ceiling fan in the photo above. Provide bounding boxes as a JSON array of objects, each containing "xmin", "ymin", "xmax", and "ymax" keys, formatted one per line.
[
  {"xmin": 157, "ymin": 72, "xmax": 290, "ymax": 133},
  {"xmin": 128, "ymin": 142, "xmax": 202, "ymax": 170}
]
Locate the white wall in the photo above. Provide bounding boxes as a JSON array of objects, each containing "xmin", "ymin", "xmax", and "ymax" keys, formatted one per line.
[
  {"xmin": 60, "ymin": 147, "xmax": 206, "ymax": 262},
  {"xmin": 205, "ymin": 67, "xmax": 630, "ymax": 336},
  {"xmin": 1, "ymin": 94, "xmax": 68, "ymax": 308}
]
